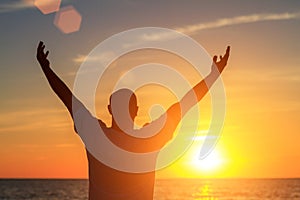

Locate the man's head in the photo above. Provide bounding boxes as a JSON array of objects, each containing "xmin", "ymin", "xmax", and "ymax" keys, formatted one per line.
[{"xmin": 108, "ymin": 88, "xmax": 138, "ymax": 129}]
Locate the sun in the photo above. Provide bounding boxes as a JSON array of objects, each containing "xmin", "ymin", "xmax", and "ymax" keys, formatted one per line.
[{"xmin": 190, "ymin": 148, "xmax": 223, "ymax": 172}]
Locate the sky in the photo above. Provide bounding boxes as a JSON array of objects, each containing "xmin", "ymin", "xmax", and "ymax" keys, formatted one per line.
[{"xmin": 0, "ymin": 0, "xmax": 300, "ymax": 179}]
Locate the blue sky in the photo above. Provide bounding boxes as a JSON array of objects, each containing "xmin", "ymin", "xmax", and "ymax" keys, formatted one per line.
[{"xmin": 1, "ymin": 0, "xmax": 299, "ymax": 107}]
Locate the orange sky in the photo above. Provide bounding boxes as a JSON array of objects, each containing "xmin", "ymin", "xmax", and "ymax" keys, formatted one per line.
[
  {"xmin": 0, "ymin": 0, "xmax": 300, "ymax": 179},
  {"xmin": 1, "ymin": 45, "xmax": 300, "ymax": 179}
]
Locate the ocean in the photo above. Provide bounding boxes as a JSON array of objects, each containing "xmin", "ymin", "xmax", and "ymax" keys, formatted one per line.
[{"xmin": 0, "ymin": 178, "xmax": 299, "ymax": 200}]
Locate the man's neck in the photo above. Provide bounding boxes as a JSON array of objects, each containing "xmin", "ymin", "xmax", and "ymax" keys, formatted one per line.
[{"xmin": 111, "ymin": 119, "xmax": 134, "ymax": 132}]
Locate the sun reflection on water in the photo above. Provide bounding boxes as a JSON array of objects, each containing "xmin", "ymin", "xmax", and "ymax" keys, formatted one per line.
[{"xmin": 192, "ymin": 183, "xmax": 219, "ymax": 200}]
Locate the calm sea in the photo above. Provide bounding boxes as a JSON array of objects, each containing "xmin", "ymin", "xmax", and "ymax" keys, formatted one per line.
[{"xmin": 0, "ymin": 178, "xmax": 299, "ymax": 200}]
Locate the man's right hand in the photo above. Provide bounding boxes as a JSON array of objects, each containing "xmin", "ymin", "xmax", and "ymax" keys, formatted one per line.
[{"xmin": 212, "ymin": 46, "xmax": 230, "ymax": 73}]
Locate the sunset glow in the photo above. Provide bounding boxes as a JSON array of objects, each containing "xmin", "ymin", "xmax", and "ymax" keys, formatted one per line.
[
  {"xmin": 191, "ymin": 149, "xmax": 223, "ymax": 172},
  {"xmin": 0, "ymin": 0, "xmax": 300, "ymax": 180}
]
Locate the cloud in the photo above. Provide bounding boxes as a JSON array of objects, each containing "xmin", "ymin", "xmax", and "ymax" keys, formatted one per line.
[
  {"xmin": 72, "ymin": 54, "xmax": 88, "ymax": 63},
  {"xmin": 0, "ymin": 0, "xmax": 35, "ymax": 13},
  {"xmin": 16, "ymin": 143, "xmax": 77, "ymax": 149},
  {"xmin": 192, "ymin": 135, "xmax": 219, "ymax": 141},
  {"xmin": 136, "ymin": 11, "xmax": 300, "ymax": 44},
  {"xmin": 71, "ymin": 11, "xmax": 300, "ymax": 59},
  {"xmin": 0, "ymin": 108, "xmax": 69, "ymax": 133},
  {"xmin": 0, "ymin": 0, "xmax": 73, "ymax": 13},
  {"xmin": 55, "ymin": 143, "xmax": 77, "ymax": 148},
  {"xmin": 73, "ymin": 51, "xmax": 116, "ymax": 64},
  {"xmin": 176, "ymin": 12, "xmax": 300, "ymax": 35},
  {"xmin": 69, "ymin": 51, "xmax": 117, "ymax": 76},
  {"xmin": 186, "ymin": 130, "xmax": 219, "ymax": 141}
]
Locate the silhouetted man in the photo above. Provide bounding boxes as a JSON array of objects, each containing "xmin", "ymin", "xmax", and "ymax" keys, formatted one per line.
[{"xmin": 36, "ymin": 41, "xmax": 230, "ymax": 200}]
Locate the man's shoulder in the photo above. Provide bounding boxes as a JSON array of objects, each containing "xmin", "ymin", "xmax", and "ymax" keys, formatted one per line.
[{"xmin": 97, "ymin": 119, "xmax": 107, "ymax": 128}]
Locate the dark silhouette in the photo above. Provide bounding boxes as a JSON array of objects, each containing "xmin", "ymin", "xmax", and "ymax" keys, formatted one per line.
[{"xmin": 36, "ymin": 41, "xmax": 230, "ymax": 200}]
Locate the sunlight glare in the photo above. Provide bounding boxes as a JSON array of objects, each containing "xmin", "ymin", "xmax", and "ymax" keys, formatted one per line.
[{"xmin": 191, "ymin": 149, "xmax": 223, "ymax": 172}]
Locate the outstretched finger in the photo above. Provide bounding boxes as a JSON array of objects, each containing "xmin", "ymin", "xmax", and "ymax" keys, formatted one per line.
[
  {"xmin": 38, "ymin": 41, "xmax": 44, "ymax": 50},
  {"xmin": 45, "ymin": 50, "xmax": 49, "ymax": 58},
  {"xmin": 41, "ymin": 45, "xmax": 45, "ymax": 53},
  {"xmin": 225, "ymin": 46, "xmax": 230, "ymax": 55},
  {"xmin": 37, "ymin": 43, "xmax": 42, "ymax": 54},
  {"xmin": 223, "ymin": 46, "xmax": 230, "ymax": 60}
]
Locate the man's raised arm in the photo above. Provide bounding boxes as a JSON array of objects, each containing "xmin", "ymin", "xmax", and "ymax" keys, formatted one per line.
[
  {"xmin": 165, "ymin": 46, "xmax": 230, "ymax": 123},
  {"xmin": 36, "ymin": 41, "xmax": 84, "ymax": 118},
  {"xmin": 139, "ymin": 46, "xmax": 230, "ymax": 149}
]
